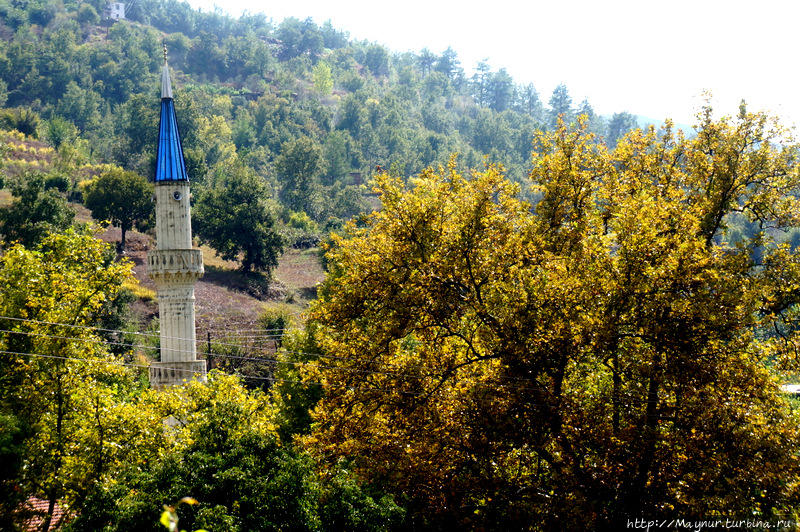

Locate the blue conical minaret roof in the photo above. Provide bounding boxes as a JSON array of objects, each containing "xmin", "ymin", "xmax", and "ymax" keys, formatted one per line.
[{"xmin": 154, "ymin": 59, "xmax": 188, "ymax": 182}]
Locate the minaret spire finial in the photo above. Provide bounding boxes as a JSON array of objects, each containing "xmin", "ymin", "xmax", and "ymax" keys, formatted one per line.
[{"xmin": 160, "ymin": 45, "xmax": 173, "ymax": 99}]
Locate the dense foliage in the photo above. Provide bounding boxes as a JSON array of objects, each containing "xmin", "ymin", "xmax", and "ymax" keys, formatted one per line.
[
  {"xmin": 0, "ymin": 231, "xmax": 400, "ymax": 531},
  {"xmin": 0, "ymin": 171, "xmax": 75, "ymax": 246},
  {"xmin": 67, "ymin": 374, "xmax": 404, "ymax": 532},
  {"xmin": 305, "ymin": 111, "xmax": 800, "ymax": 528},
  {"xmin": 193, "ymin": 165, "xmax": 283, "ymax": 272},
  {"xmin": 82, "ymin": 167, "xmax": 154, "ymax": 249},
  {"xmin": 0, "ymin": 0, "xmax": 638, "ymax": 236},
  {"xmin": 0, "ymin": 229, "xmax": 138, "ymax": 530}
]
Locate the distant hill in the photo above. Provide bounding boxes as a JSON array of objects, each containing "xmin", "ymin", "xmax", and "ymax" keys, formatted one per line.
[{"xmin": 0, "ymin": 0, "xmax": 646, "ymax": 198}]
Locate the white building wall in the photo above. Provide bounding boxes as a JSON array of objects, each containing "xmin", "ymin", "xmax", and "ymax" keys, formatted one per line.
[
  {"xmin": 155, "ymin": 183, "xmax": 193, "ymax": 250},
  {"xmin": 156, "ymin": 282, "xmax": 197, "ymax": 363}
]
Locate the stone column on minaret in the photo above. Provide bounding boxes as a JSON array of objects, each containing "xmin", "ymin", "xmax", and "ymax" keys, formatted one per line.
[{"xmin": 147, "ymin": 54, "xmax": 206, "ymax": 387}]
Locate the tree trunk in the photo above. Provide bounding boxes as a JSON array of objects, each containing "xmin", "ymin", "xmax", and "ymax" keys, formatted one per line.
[
  {"xmin": 120, "ymin": 224, "xmax": 128, "ymax": 252},
  {"xmin": 612, "ymin": 351, "xmax": 620, "ymax": 433}
]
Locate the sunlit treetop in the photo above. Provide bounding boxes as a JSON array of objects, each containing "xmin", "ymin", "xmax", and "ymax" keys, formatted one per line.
[{"xmin": 302, "ymin": 107, "xmax": 800, "ymax": 528}]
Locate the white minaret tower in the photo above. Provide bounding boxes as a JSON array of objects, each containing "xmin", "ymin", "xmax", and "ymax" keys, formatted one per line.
[{"xmin": 147, "ymin": 50, "xmax": 206, "ymax": 387}]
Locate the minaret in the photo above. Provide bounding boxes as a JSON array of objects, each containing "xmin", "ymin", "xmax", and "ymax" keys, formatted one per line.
[{"xmin": 147, "ymin": 50, "xmax": 205, "ymax": 387}]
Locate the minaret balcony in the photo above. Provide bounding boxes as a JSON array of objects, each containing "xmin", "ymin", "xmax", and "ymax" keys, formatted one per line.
[{"xmin": 147, "ymin": 248, "xmax": 204, "ymax": 282}]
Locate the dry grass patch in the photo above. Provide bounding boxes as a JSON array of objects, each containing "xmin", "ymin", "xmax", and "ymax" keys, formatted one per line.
[
  {"xmin": 274, "ymin": 247, "xmax": 325, "ymax": 292},
  {"xmin": 123, "ymin": 277, "xmax": 157, "ymax": 302},
  {"xmin": 200, "ymin": 244, "xmax": 239, "ymax": 270}
]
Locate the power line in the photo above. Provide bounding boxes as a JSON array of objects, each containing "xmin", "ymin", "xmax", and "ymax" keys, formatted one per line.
[
  {"xmin": 0, "ymin": 315, "xmax": 516, "ymax": 374},
  {"xmin": 0, "ymin": 319, "xmax": 583, "ymax": 387},
  {"xmin": 2, "ymin": 317, "xmax": 771, "ymax": 403},
  {"xmin": 0, "ymin": 327, "xmax": 505, "ymax": 383},
  {"xmin": 0, "ymin": 315, "xmax": 287, "ymax": 342},
  {"xmin": 0, "ymin": 348, "xmax": 424, "ymax": 397},
  {"xmin": 0, "ymin": 316, "xmax": 284, "ymax": 352},
  {"xmin": 0, "ymin": 349, "xmax": 199, "ymax": 375},
  {"xmin": 0, "ymin": 316, "xmax": 407, "ymax": 366},
  {"xmin": 0, "ymin": 325, "xmax": 494, "ymax": 383},
  {"xmin": 202, "ymin": 328, "xmax": 290, "ymax": 335},
  {"xmin": 0, "ymin": 320, "xmax": 365, "ymax": 365},
  {"xmin": 0, "ymin": 335, "xmax": 662, "ymax": 401},
  {"xmin": 208, "ymin": 333, "xmax": 286, "ymax": 339}
]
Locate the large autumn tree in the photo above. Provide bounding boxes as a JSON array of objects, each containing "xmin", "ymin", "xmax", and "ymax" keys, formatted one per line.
[{"xmin": 303, "ymin": 108, "xmax": 800, "ymax": 528}]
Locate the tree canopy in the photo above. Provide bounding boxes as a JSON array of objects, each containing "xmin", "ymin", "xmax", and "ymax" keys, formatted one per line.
[
  {"xmin": 193, "ymin": 165, "xmax": 283, "ymax": 273},
  {"xmin": 3, "ymin": 1, "xmax": 800, "ymax": 528},
  {"xmin": 0, "ymin": 0, "xmax": 648, "ymax": 234},
  {"xmin": 0, "ymin": 172, "xmax": 75, "ymax": 247},
  {"xmin": 70, "ymin": 373, "xmax": 404, "ymax": 532},
  {"xmin": 0, "ymin": 228, "xmax": 138, "ymax": 531},
  {"xmin": 304, "ymin": 110, "xmax": 800, "ymax": 528},
  {"xmin": 82, "ymin": 167, "xmax": 153, "ymax": 250}
]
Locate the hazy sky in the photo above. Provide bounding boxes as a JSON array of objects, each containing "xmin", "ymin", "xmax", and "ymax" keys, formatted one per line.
[{"xmin": 185, "ymin": 0, "xmax": 800, "ymax": 129}]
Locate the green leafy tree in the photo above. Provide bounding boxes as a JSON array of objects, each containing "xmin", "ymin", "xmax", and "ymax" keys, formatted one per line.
[
  {"xmin": 0, "ymin": 172, "xmax": 75, "ymax": 247},
  {"xmin": 576, "ymin": 98, "xmax": 595, "ymax": 120},
  {"xmin": 323, "ymin": 130, "xmax": 352, "ymax": 184},
  {"xmin": 231, "ymin": 109, "xmax": 257, "ymax": 152},
  {"xmin": 0, "ymin": 229, "xmax": 146, "ymax": 532},
  {"xmin": 0, "ymin": 107, "xmax": 40, "ymax": 138},
  {"xmin": 114, "ymin": 94, "xmax": 158, "ymax": 169},
  {"xmin": 275, "ymin": 136, "xmax": 324, "ymax": 217},
  {"xmin": 417, "ymin": 48, "xmax": 435, "ymax": 76},
  {"xmin": 76, "ymin": 4, "xmax": 99, "ymax": 25},
  {"xmin": 470, "ymin": 59, "xmax": 491, "ymax": 106},
  {"xmin": 488, "ymin": 68, "xmax": 514, "ymax": 112},
  {"xmin": 516, "ymin": 82, "xmax": 542, "ymax": 120},
  {"xmin": 434, "ymin": 46, "xmax": 462, "ymax": 83},
  {"xmin": 70, "ymin": 373, "xmax": 404, "ymax": 532},
  {"xmin": 364, "ymin": 44, "xmax": 389, "ymax": 77},
  {"xmin": 276, "ymin": 17, "xmax": 323, "ymax": 61},
  {"xmin": 305, "ymin": 110, "xmax": 800, "ymax": 528},
  {"xmin": 0, "ymin": 79, "xmax": 8, "ymax": 108},
  {"xmin": 43, "ymin": 116, "xmax": 77, "ymax": 150},
  {"xmin": 56, "ymin": 82, "xmax": 102, "ymax": 133},
  {"xmin": 186, "ymin": 31, "xmax": 225, "ymax": 80},
  {"xmin": 312, "ymin": 61, "xmax": 333, "ymax": 96},
  {"xmin": 0, "ymin": 412, "xmax": 25, "ymax": 530},
  {"xmin": 193, "ymin": 165, "xmax": 283, "ymax": 273},
  {"xmin": 82, "ymin": 168, "xmax": 154, "ymax": 250}
]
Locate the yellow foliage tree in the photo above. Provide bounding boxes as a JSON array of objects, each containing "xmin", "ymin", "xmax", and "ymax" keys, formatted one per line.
[
  {"xmin": 0, "ymin": 228, "xmax": 156, "ymax": 531},
  {"xmin": 303, "ymin": 108, "xmax": 800, "ymax": 528}
]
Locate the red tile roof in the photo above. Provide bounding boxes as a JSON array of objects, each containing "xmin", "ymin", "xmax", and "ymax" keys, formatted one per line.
[{"xmin": 21, "ymin": 496, "xmax": 69, "ymax": 531}]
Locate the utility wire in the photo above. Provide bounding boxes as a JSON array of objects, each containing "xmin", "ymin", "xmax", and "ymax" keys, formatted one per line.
[
  {"xmin": 0, "ymin": 315, "xmax": 287, "ymax": 341},
  {"xmin": 0, "ymin": 348, "xmax": 426, "ymax": 397},
  {"xmin": 2, "ymin": 317, "xmax": 757, "ymax": 401},
  {"xmin": 0, "ymin": 327, "xmax": 531, "ymax": 385},
  {"xmin": 0, "ymin": 316, "xmax": 284, "ymax": 351},
  {"xmin": 0, "ymin": 335, "xmax": 678, "ymax": 401},
  {"xmin": 0, "ymin": 320, "xmax": 570, "ymax": 385}
]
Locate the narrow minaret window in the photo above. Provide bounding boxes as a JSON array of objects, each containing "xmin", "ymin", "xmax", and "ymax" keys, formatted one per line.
[{"xmin": 147, "ymin": 49, "xmax": 205, "ymax": 387}]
